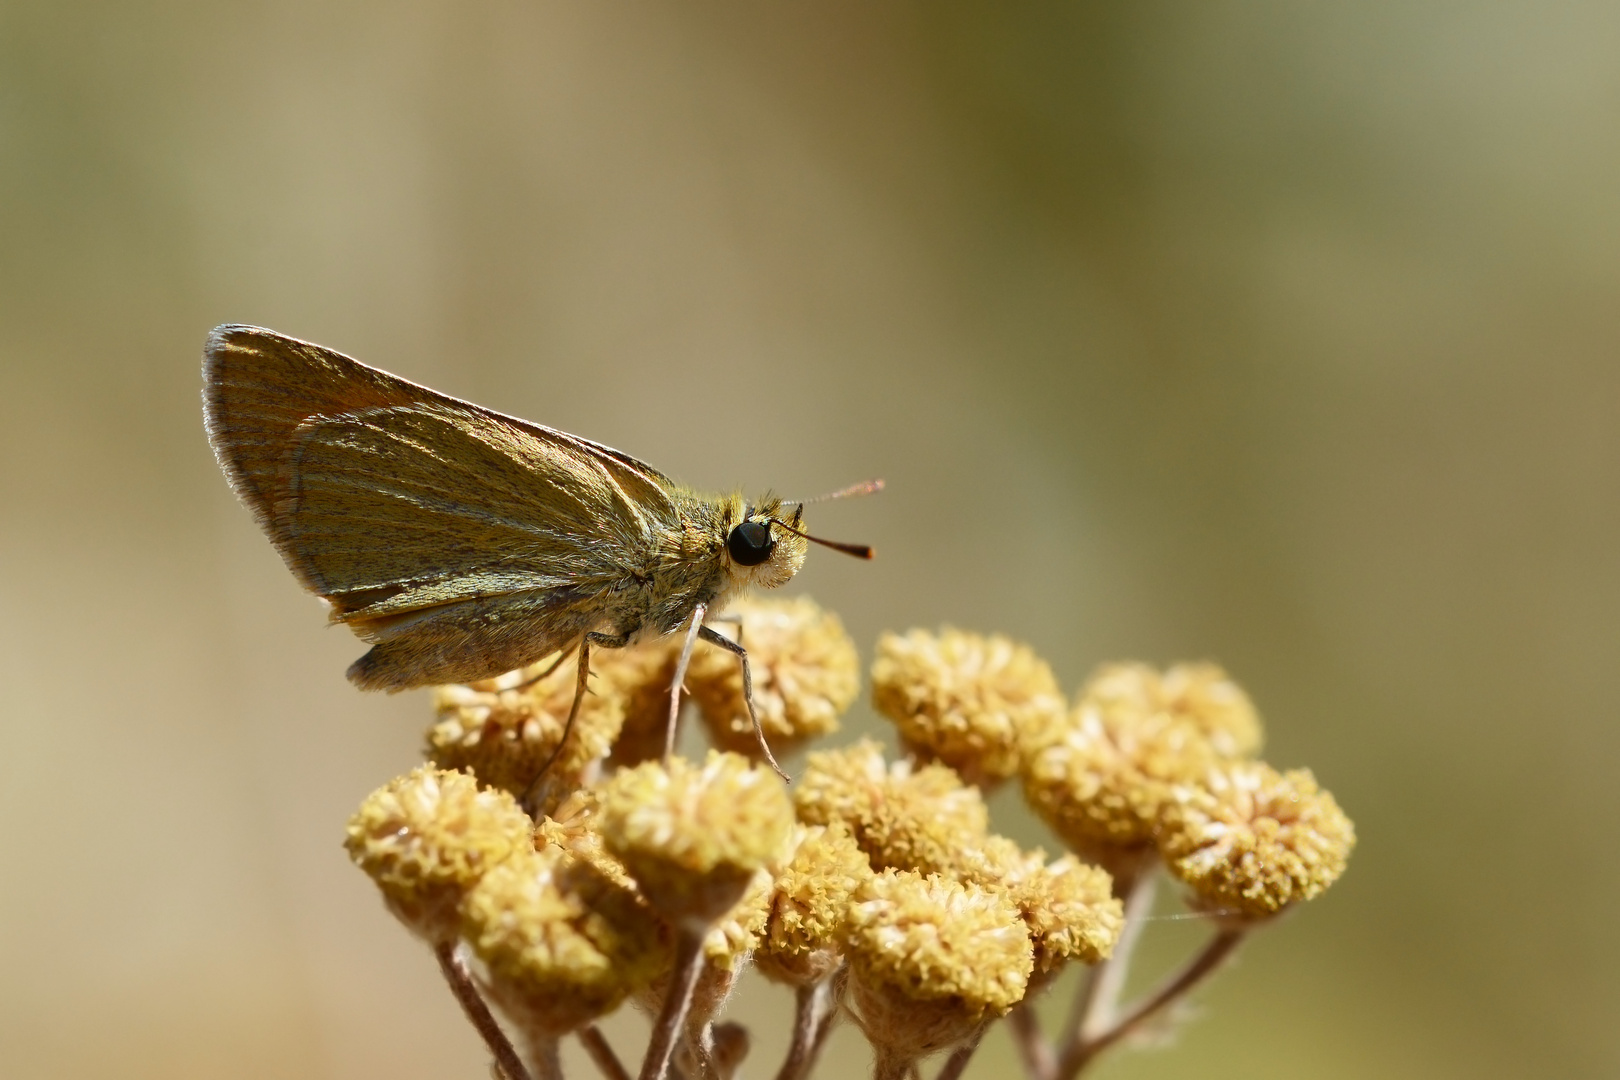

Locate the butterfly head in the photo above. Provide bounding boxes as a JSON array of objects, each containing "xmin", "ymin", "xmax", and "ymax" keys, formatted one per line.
[
  {"xmin": 720, "ymin": 491, "xmax": 876, "ymax": 593},
  {"xmin": 722, "ymin": 496, "xmax": 808, "ymax": 590}
]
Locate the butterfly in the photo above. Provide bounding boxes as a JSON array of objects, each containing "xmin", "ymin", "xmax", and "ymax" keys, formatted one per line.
[{"xmin": 202, "ymin": 325, "xmax": 876, "ymax": 779}]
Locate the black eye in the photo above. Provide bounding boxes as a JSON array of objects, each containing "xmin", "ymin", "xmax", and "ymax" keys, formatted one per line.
[{"xmin": 727, "ymin": 520, "xmax": 776, "ymax": 566}]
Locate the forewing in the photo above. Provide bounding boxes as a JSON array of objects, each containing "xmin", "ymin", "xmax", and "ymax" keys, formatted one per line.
[
  {"xmin": 284, "ymin": 402, "xmax": 664, "ymax": 613},
  {"xmin": 202, "ymin": 324, "xmax": 679, "ymax": 615}
]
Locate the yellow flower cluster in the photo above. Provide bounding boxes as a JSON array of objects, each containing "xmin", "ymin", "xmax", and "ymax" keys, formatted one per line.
[
  {"xmin": 755, "ymin": 822, "xmax": 870, "ymax": 984},
  {"xmin": 1013, "ymin": 656, "xmax": 1354, "ymax": 915},
  {"xmin": 871, "ymin": 627, "xmax": 1065, "ymax": 786},
  {"xmin": 428, "ymin": 657, "xmax": 624, "ymax": 812},
  {"xmin": 847, "ymin": 870, "xmax": 1033, "ymax": 1061},
  {"xmin": 342, "ymin": 602, "xmax": 1355, "ymax": 1080},
  {"xmin": 1158, "ymin": 761, "xmax": 1355, "ymax": 919},
  {"xmin": 792, "ymin": 738, "xmax": 1124, "ymax": 987},
  {"xmin": 462, "ymin": 845, "xmax": 669, "ymax": 1035},
  {"xmin": 690, "ymin": 595, "xmax": 859, "ymax": 755},
  {"xmin": 343, "ymin": 766, "xmax": 533, "ymax": 943},
  {"xmin": 597, "ymin": 751, "xmax": 794, "ymax": 926}
]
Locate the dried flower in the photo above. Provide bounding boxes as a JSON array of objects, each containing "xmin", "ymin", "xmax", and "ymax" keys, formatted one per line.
[
  {"xmin": 957, "ymin": 837, "xmax": 1123, "ymax": 974},
  {"xmin": 702, "ymin": 866, "xmax": 776, "ymax": 972},
  {"xmin": 344, "ymin": 766, "xmax": 533, "ymax": 943},
  {"xmin": 1021, "ymin": 663, "xmax": 1258, "ymax": 870},
  {"xmin": 1088, "ymin": 662, "xmax": 1263, "ymax": 760},
  {"xmin": 535, "ymin": 788, "xmax": 637, "ymax": 891},
  {"xmin": 756, "ymin": 822, "xmax": 873, "ymax": 985},
  {"xmin": 688, "ymin": 596, "xmax": 859, "ymax": 757},
  {"xmin": 1157, "ymin": 761, "xmax": 1355, "ymax": 920},
  {"xmin": 596, "ymin": 639, "xmax": 684, "ymax": 768},
  {"xmin": 461, "ymin": 844, "xmax": 669, "ymax": 1036},
  {"xmin": 598, "ymin": 751, "xmax": 794, "ymax": 927},
  {"xmin": 794, "ymin": 739, "xmax": 989, "ymax": 875},
  {"xmin": 846, "ymin": 869, "xmax": 1033, "ymax": 1067},
  {"xmin": 428, "ymin": 654, "xmax": 625, "ymax": 810},
  {"xmin": 873, "ymin": 627, "xmax": 1065, "ymax": 787},
  {"xmin": 337, "ymin": 593, "xmax": 1356, "ymax": 1080}
]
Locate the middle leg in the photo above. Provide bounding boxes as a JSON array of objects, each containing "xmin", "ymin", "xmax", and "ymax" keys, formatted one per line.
[{"xmin": 698, "ymin": 623, "xmax": 788, "ymax": 781}]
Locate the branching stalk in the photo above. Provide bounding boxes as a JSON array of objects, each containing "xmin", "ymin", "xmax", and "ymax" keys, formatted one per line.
[
  {"xmin": 640, "ymin": 931, "xmax": 708, "ymax": 1080},
  {"xmin": 433, "ymin": 941, "xmax": 533, "ymax": 1080},
  {"xmin": 1068, "ymin": 867, "xmax": 1159, "ymax": 1048},
  {"xmin": 1061, "ymin": 927, "xmax": 1247, "ymax": 1076},
  {"xmin": 1008, "ymin": 1002, "xmax": 1056, "ymax": 1080},
  {"xmin": 934, "ymin": 1021, "xmax": 988, "ymax": 1080},
  {"xmin": 580, "ymin": 1025, "xmax": 633, "ymax": 1080},
  {"xmin": 775, "ymin": 979, "xmax": 836, "ymax": 1080}
]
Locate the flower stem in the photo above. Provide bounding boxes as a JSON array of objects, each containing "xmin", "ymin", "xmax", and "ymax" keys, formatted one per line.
[
  {"xmin": 1067, "ymin": 866, "xmax": 1158, "ymax": 1048},
  {"xmin": 522, "ymin": 1035, "xmax": 564, "ymax": 1080},
  {"xmin": 640, "ymin": 930, "xmax": 707, "ymax": 1080},
  {"xmin": 580, "ymin": 1025, "xmax": 632, "ymax": 1080},
  {"xmin": 775, "ymin": 978, "xmax": 835, "ymax": 1080},
  {"xmin": 934, "ymin": 1021, "xmax": 988, "ymax": 1080},
  {"xmin": 683, "ymin": 1023, "xmax": 720, "ymax": 1080},
  {"xmin": 432, "ymin": 941, "xmax": 533, "ymax": 1080},
  {"xmin": 1008, "ymin": 1002, "xmax": 1056, "ymax": 1080},
  {"xmin": 1061, "ymin": 927, "xmax": 1246, "ymax": 1076},
  {"xmin": 870, "ymin": 1045, "xmax": 913, "ymax": 1080}
]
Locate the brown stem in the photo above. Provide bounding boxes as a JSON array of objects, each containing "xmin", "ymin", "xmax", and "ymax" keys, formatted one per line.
[
  {"xmin": 580, "ymin": 1025, "xmax": 633, "ymax": 1080},
  {"xmin": 640, "ymin": 931, "xmax": 708, "ymax": 1080},
  {"xmin": 1070, "ymin": 867, "xmax": 1159, "ymax": 1048},
  {"xmin": 1061, "ymin": 927, "xmax": 1246, "ymax": 1076},
  {"xmin": 774, "ymin": 980, "xmax": 833, "ymax": 1080},
  {"xmin": 934, "ymin": 1021, "xmax": 988, "ymax": 1080},
  {"xmin": 808, "ymin": 965, "xmax": 848, "ymax": 1067},
  {"xmin": 870, "ymin": 1045, "xmax": 914, "ymax": 1080},
  {"xmin": 432, "ymin": 941, "xmax": 534, "ymax": 1080},
  {"xmin": 522, "ymin": 1035, "xmax": 564, "ymax": 1080},
  {"xmin": 1008, "ymin": 1002, "xmax": 1056, "ymax": 1080},
  {"xmin": 682, "ymin": 1024, "xmax": 719, "ymax": 1080},
  {"xmin": 709, "ymin": 1022, "xmax": 751, "ymax": 1080}
]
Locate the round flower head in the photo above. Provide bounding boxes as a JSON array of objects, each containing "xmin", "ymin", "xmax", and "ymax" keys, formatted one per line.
[
  {"xmin": 598, "ymin": 751, "xmax": 794, "ymax": 927},
  {"xmin": 756, "ymin": 821, "xmax": 873, "ymax": 986},
  {"xmin": 794, "ymin": 739, "xmax": 989, "ymax": 875},
  {"xmin": 428, "ymin": 653, "xmax": 626, "ymax": 811},
  {"xmin": 1157, "ymin": 761, "xmax": 1355, "ymax": 920},
  {"xmin": 1088, "ymin": 662, "xmax": 1263, "ymax": 760},
  {"xmin": 688, "ymin": 596, "xmax": 859, "ymax": 757},
  {"xmin": 872, "ymin": 628, "xmax": 1065, "ymax": 787},
  {"xmin": 461, "ymin": 844, "xmax": 670, "ymax": 1037},
  {"xmin": 535, "ymin": 788, "xmax": 637, "ymax": 892},
  {"xmin": 343, "ymin": 766, "xmax": 533, "ymax": 943},
  {"xmin": 595, "ymin": 638, "xmax": 683, "ymax": 769},
  {"xmin": 702, "ymin": 866, "xmax": 775, "ymax": 972},
  {"xmin": 1021, "ymin": 664, "xmax": 1250, "ymax": 870},
  {"xmin": 957, "ymin": 837, "xmax": 1123, "ymax": 975},
  {"xmin": 846, "ymin": 870, "xmax": 1033, "ymax": 1063}
]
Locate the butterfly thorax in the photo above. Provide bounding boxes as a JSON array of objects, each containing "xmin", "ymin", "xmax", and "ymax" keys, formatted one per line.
[{"xmin": 614, "ymin": 489, "xmax": 807, "ymax": 643}]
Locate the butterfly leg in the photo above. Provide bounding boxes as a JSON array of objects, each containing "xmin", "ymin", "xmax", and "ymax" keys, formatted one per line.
[
  {"xmin": 697, "ymin": 623, "xmax": 788, "ymax": 782},
  {"xmin": 509, "ymin": 643, "xmax": 580, "ymax": 692},
  {"xmin": 666, "ymin": 604, "xmax": 709, "ymax": 760},
  {"xmin": 523, "ymin": 629, "xmax": 631, "ymax": 813}
]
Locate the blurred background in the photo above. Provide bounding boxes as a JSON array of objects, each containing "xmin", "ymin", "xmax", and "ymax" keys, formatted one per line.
[{"xmin": 2, "ymin": 2, "xmax": 1617, "ymax": 1077}]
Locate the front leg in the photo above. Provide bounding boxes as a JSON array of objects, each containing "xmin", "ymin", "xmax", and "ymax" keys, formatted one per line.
[
  {"xmin": 698, "ymin": 623, "xmax": 788, "ymax": 781},
  {"xmin": 666, "ymin": 604, "xmax": 709, "ymax": 760}
]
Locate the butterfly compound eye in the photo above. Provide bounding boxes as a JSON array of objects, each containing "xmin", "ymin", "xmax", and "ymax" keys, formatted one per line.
[{"xmin": 727, "ymin": 520, "xmax": 776, "ymax": 566}]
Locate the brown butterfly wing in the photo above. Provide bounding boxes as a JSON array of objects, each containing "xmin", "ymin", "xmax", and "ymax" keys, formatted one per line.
[{"xmin": 202, "ymin": 325, "xmax": 681, "ymax": 687}]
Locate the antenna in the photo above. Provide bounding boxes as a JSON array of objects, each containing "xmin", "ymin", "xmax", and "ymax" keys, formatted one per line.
[
  {"xmin": 770, "ymin": 517, "xmax": 875, "ymax": 560},
  {"xmin": 790, "ymin": 478, "xmax": 885, "ymax": 506}
]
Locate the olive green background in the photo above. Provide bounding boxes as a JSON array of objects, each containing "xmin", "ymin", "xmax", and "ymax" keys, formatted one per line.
[{"xmin": 2, "ymin": 3, "xmax": 1615, "ymax": 1078}]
